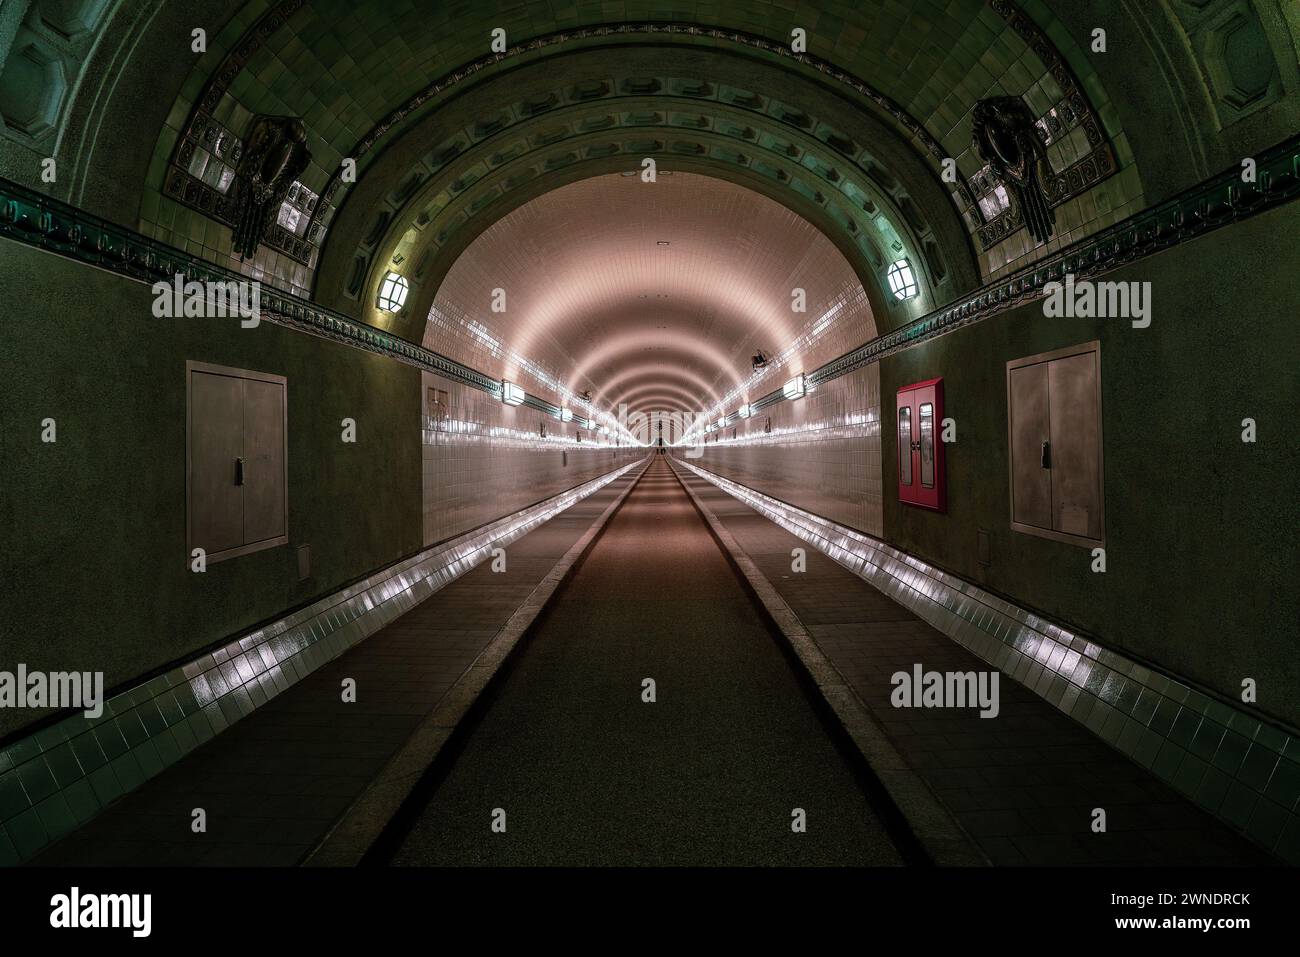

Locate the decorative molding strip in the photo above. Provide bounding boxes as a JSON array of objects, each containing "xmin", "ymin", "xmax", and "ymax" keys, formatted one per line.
[
  {"xmin": 0, "ymin": 174, "xmax": 580, "ymax": 417},
  {"xmin": 699, "ymin": 130, "xmax": 1300, "ymax": 428},
  {"xmin": 676, "ymin": 459, "xmax": 1300, "ymax": 864},
  {"xmin": 813, "ymin": 130, "xmax": 1300, "ymax": 384},
  {"xmin": 0, "ymin": 177, "xmax": 619, "ymax": 432},
  {"xmin": 0, "ymin": 458, "xmax": 645, "ymax": 865}
]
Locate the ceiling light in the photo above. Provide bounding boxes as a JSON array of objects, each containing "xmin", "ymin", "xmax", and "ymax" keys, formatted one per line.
[
  {"xmin": 656, "ymin": 241, "xmax": 670, "ymax": 246},
  {"xmin": 783, "ymin": 374, "xmax": 806, "ymax": 400}
]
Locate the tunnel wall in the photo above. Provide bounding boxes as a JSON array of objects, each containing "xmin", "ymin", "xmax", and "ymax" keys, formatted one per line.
[
  {"xmin": 0, "ymin": 243, "xmax": 424, "ymax": 740},
  {"xmin": 420, "ymin": 371, "xmax": 644, "ymax": 545},
  {"xmin": 687, "ymin": 365, "xmax": 883, "ymax": 538},
  {"xmin": 879, "ymin": 200, "xmax": 1300, "ymax": 730}
]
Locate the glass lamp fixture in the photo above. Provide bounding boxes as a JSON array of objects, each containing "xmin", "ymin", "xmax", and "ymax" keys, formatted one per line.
[
  {"xmin": 501, "ymin": 380, "xmax": 525, "ymax": 406},
  {"xmin": 376, "ymin": 271, "xmax": 409, "ymax": 312},
  {"xmin": 886, "ymin": 259, "xmax": 918, "ymax": 301},
  {"xmin": 783, "ymin": 374, "xmax": 806, "ymax": 400}
]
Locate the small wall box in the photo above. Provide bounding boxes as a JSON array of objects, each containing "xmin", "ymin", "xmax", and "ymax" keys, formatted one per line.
[{"xmin": 896, "ymin": 377, "xmax": 946, "ymax": 512}]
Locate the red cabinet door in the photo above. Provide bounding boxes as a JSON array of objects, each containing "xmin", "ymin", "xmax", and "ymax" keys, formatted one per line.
[{"xmin": 896, "ymin": 378, "xmax": 946, "ymax": 512}]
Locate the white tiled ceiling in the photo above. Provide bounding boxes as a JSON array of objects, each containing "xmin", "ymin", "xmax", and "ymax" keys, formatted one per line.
[{"xmin": 424, "ymin": 172, "xmax": 876, "ymax": 417}]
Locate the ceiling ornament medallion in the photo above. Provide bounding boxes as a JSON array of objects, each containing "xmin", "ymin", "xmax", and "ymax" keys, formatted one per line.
[
  {"xmin": 232, "ymin": 116, "xmax": 312, "ymax": 260},
  {"xmin": 972, "ymin": 97, "xmax": 1054, "ymax": 245},
  {"xmin": 161, "ymin": 0, "xmax": 318, "ymax": 265},
  {"xmin": 160, "ymin": 1, "xmax": 1116, "ymax": 260},
  {"xmin": 979, "ymin": 0, "xmax": 1118, "ymax": 248}
]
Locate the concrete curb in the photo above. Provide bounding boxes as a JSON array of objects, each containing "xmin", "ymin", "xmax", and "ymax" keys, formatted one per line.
[
  {"xmin": 667, "ymin": 458, "xmax": 990, "ymax": 867},
  {"xmin": 303, "ymin": 458, "xmax": 652, "ymax": 866}
]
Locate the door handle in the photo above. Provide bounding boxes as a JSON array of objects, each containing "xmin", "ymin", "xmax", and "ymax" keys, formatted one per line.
[
  {"xmin": 1040, "ymin": 441, "xmax": 1051, "ymax": 469},
  {"xmin": 235, "ymin": 457, "xmax": 246, "ymax": 486}
]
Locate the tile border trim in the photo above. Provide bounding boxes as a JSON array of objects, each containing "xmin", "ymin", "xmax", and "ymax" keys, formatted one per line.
[
  {"xmin": 676, "ymin": 458, "xmax": 1300, "ymax": 863},
  {"xmin": 668, "ymin": 458, "xmax": 988, "ymax": 866},
  {"xmin": 0, "ymin": 458, "xmax": 646, "ymax": 866},
  {"xmin": 305, "ymin": 459, "xmax": 652, "ymax": 865}
]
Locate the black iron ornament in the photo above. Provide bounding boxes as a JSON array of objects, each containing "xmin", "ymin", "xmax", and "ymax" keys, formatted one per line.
[
  {"xmin": 972, "ymin": 96, "xmax": 1055, "ymax": 245},
  {"xmin": 232, "ymin": 116, "xmax": 311, "ymax": 260}
]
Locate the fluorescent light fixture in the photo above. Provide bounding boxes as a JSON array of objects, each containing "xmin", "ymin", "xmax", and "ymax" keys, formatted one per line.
[
  {"xmin": 738, "ymin": 404, "xmax": 751, "ymax": 419},
  {"xmin": 783, "ymin": 374, "xmax": 806, "ymax": 400},
  {"xmin": 501, "ymin": 380, "xmax": 525, "ymax": 406},
  {"xmin": 560, "ymin": 407, "xmax": 573, "ymax": 422}
]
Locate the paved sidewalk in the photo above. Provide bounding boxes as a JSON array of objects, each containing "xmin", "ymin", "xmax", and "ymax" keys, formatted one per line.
[
  {"xmin": 672, "ymin": 464, "xmax": 1272, "ymax": 866},
  {"xmin": 30, "ymin": 469, "xmax": 641, "ymax": 866}
]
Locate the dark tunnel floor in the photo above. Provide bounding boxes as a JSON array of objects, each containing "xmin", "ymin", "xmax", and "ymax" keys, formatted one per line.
[{"xmin": 383, "ymin": 457, "xmax": 906, "ymax": 866}]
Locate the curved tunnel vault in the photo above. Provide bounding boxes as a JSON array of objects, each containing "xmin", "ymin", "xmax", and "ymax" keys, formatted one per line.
[
  {"xmin": 1, "ymin": 0, "xmax": 1298, "ymax": 880},
  {"xmin": 422, "ymin": 170, "xmax": 877, "ymax": 424}
]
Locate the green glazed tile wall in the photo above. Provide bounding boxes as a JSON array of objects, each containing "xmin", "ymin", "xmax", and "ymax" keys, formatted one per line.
[
  {"xmin": 0, "ymin": 458, "xmax": 643, "ymax": 865},
  {"xmin": 137, "ymin": 0, "xmax": 1129, "ymax": 297},
  {"xmin": 679, "ymin": 459, "xmax": 1300, "ymax": 864}
]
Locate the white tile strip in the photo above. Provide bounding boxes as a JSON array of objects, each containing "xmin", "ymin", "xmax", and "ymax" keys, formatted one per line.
[
  {"xmin": 0, "ymin": 458, "xmax": 647, "ymax": 864},
  {"xmin": 677, "ymin": 458, "xmax": 1300, "ymax": 862}
]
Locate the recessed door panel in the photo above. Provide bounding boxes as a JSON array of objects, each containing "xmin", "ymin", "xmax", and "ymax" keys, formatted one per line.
[
  {"xmin": 1008, "ymin": 363, "xmax": 1052, "ymax": 530},
  {"xmin": 190, "ymin": 370, "xmax": 244, "ymax": 554},
  {"xmin": 241, "ymin": 377, "xmax": 287, "ymax": 545},
  {"xmin": 1006, "ymin": 341, "xmax": 1104, "ymax": 547},
  {"xmin": 1048, "ymin": 351, "xmax": 1102, "ymax": 540}
]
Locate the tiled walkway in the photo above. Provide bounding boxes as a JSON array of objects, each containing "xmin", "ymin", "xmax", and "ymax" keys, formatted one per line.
[
  {"xmin": 30, "ymin": 471, "xmax": 640, "ymax": 866},
  {"xmin": 386, "ymin": 456, "xmax": 906, "ymax": 866},
  {"xmin": 672, "ymin": 464, "xmax": 1272, "ymax": 866}
]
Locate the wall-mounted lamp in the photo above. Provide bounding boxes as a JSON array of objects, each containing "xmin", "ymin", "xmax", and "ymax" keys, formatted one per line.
[
  {"xmin": 559, "ymin": 407, "xmax": 573, "ymax": 422},
  {"xmin": 887, "ymin": 259, "xmax": 919, "ymax": 301},
  {"xmin": 376, "ymin": 271, "xmax": 409, "ymax": 313},
  {"xmin": 501, "ymin": 380, "xmax": 525, "ymax": 406},
  {"xmin": 738, "ymin": 404, "xmax": 751, "ymax": 419},
  {"xmin": 783, "ymin": 374, "xmax": 806, "ymax": 400}
]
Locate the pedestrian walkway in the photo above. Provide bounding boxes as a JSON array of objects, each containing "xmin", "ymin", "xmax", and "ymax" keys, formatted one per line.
[
  {"xmin": 30, "ymin": 468, "xmax": 643, "ymax": 866},
  {"xmin": 671, "ymin": 461, "xmax": 1271, "ymax": 865},
  {"xmin": 384, "ymin": 457, "xmax": 907, "ymax": 866}
]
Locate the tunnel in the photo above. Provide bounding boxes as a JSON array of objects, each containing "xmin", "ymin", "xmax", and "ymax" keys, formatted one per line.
[{"xmin": 0, "ymin": 0, "xmax": 1298, "ymax": 933}]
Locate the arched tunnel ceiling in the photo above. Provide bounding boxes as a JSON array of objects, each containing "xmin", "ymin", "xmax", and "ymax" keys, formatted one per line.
[
  {"xmin": 316, "ymin": 43, "xmax": 971, "ymax": 342},
  {"xmin": 141, "ymin": 0, "xmax": 1135, "ymax": 336},
  {"xmin": 423, "ymin": 171, "xmax": 875, "ymax": 419}
]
